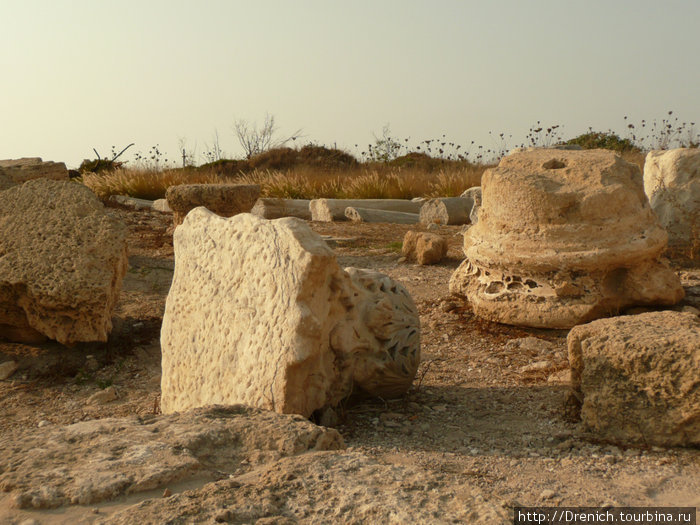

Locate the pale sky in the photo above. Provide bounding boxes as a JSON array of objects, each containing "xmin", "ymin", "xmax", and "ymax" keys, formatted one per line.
[{"xmin": 2, "ymin": 0, "xmax": 699, "ymax": 168}]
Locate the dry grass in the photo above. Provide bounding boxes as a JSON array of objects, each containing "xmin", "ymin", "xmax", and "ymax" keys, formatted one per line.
[
  {"xmin": 238, "ymin": 165, "xmax": 485, "ymax": 199},
  {"xmin": 82, "ymin": 164, "xmax": 487, "ymax": 201},
  {"xmin": 79, "ymin": 149, "xmax": 647, "ymax": 203},
  {"xmin": 81, "ymin": 168, "xmax": 222, "ymax": 200}
]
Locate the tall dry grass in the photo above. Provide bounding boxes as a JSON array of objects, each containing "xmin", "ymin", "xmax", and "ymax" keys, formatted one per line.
[
  {"xmin": 81, "ymin": 164, "xmax": 487, "ymax": 201},
  {"xmin": 81, "ymin": 168, "xmax": 222, "ymax": 200}
]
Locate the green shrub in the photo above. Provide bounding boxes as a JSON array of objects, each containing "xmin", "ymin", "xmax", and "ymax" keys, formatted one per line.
[{"xmin": 565, "ymin": 131, "xmax": 640, "ymax": 153}]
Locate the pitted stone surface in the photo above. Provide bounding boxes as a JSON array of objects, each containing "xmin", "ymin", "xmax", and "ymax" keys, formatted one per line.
[
  {"xmin": 165, "ymin": 183, "xmax": 260, "ymax": 225},
  {"xmin": 450, "ymin": 149, "xmax": 683, "ymax": 328},
  {"xmin": 567, "ymin": 311, "xmax": 700, "ymax": 447},
  {"xmin": 0, "ymin": 179, "xmax": 128, "ymax": 344},
  {"xmin": 161, "ymin": 210, "xmax": 420, "ymax": 417},
  {"xmin": 643, "ymin": 148, "xmax": 700, "ymax": 260},
  {"xmin": 0, "ymin": 405, "xmax": 343, "ymax": 509}
]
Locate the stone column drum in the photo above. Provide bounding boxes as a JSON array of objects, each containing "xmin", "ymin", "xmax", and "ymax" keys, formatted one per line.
[{"xmin": 449, "ymin": 149, "xmax": 684, "ymax": 328}]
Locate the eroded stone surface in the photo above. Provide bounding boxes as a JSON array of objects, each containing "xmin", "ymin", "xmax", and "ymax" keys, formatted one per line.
[
  {"xmin": 103, "ymin": 452, "xmax": 507, "ymax": 525},
  {"xmin": 161, "ymin": 210, "xmax": 420, "ymax": 417},
  {"xmin": 567, "ymin": 311, "xmax": 700, "ymax": 447},
  {"xmin": 0, "ymin": 179, "xmax": 128, "ymax": 345},
  {"xmin": 0, "ymin": 405, "xmax": 343, "ymax": 509},
  {"xmin": 165, "ymin": 183, "xmax": 260, "ymax": 225},
  {"xmin": 450, "ymin": 149, "xmax": 684, "ymax": 328},
  {"xmin": 402, "ymin": 231, "xmax": 448, "ymax": 265},
  {"xmin": 643, "ymin": 148, "xmax": 700, "ymax": 260}
]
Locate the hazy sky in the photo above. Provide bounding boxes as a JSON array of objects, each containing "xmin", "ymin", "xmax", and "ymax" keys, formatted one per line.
[{"xmin": 2, "ymin": 0, "xmax": 699, "ymax": 168}]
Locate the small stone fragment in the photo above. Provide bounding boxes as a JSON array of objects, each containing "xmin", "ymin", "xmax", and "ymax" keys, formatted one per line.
[
  {"xmin": 540, "ymin": 489, "xmax": 556, "ymax": 500},
  {"xmin": 401, "ymin": 231, "xmax": 448, "ymax": 265},
  {"xmin": 0, "ymin": 360, "xmax": 18, "ymax": 380},
  {"xmin": 87, "ymin": 386, "xmax": 117, "ymax": 405}
]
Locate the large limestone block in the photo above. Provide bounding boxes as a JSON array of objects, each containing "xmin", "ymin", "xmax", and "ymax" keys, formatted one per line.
[
  {"xmin": 165, "ymin": 183, "xmax": 260, "ymax": 226},
  {"xmin": 402, "ymin": 231, "xmax": 447, "ymax": 265},
  {"xmin": 568, "ymin": 311, "xmax": 700, "ymax": 447},
  {"xmin": 161, "ymin": 209, "xmax": 420, "ymax": 417},
  {"xmin": 643, "ymin": 148, "xmax": 700, "ymax": 259},
  {"xmin": 0, "ymin": 157, "xmax": 68, "ymax": 184},
  {"xmin": 310, "ymin": 198, "xmax": 422, "ymax": 222},
  {"xmin": 0, "ymin": 179, "xmax": 128, "ymax": 345},
  {"xmin": 450, "ymin": 149, "xmax": 683, "ymax": 328},
  {"xmin": 250, "ymin": 198, "xmax": 311, "ymax": 220}
]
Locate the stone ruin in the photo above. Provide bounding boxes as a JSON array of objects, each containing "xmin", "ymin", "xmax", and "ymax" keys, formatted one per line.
[
  {"xmin": 0, "ymin": 157, "xmax": 68, "ymax": 188},
  {"xmin": 568, "ymin": 311, "xmax": 700, "ymax": 447},
  {"xmin": 401, "ymin": 231, "xmax": 448, "ymax": 265},
  {"xmin": 643, "ymin": 147, "xmax": 700, "ymax": 260},
  {"xmin": 0, "ymin": 179, "xmax": 128, "ymax": 345},
  {"xmin": 450, "ymin": 149, "xmax": 684, "ymax": 328},
  {"xmin": 165, "ymin": 183, "xmax": 261, "ymax": 226},
  {"xmin": 161, "ymin": 209, "xmax": 421, "ymax": 417}
]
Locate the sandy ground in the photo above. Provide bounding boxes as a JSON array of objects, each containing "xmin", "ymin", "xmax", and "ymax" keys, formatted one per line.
[{"xmin": 1, "ymin": 205, "xmax": 699, "ymax": 523}]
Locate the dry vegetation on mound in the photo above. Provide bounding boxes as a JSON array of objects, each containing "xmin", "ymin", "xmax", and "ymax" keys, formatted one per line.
[{"xmin": 82, "ymin": 161, "xmax": 486, "ymax": 201}]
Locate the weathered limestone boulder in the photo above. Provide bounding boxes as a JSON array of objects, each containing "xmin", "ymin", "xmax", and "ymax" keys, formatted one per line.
[
  {"xmin": 0, "ymin": 405, "xmax": 343, "ymax": 509},
  {"xmin": 161, "ymin": 210, "xmax": 420, "ymax": 417},
  {"xmin": 449, "ymin": 149, "xmax": 684, "ymax": 328},
  {"xmin": 310, "ymin": 198, "xmax": 422, "ymax": 222},
  {"xmin": 0, "ymin": 179, "xmax": 128, "ymax": 345},
  {"xmin": 345, "ymin": 206, "xmax": 419, "ymax": 224},
  {"xmin": 419, "ymin": 197, "xmax": 474, "ymax": 225},
  {"xmin": 0, "ymin": 157, "xmax": 68, "ymax": 185},
  {"xmin": 460, "ymin": 186, "xmax": 482, "ymax": 224},
  {"xmin": 643, "ymin": 148, "xmax": 700, "ymax": 259},
  {"xmin": 402, "ymin": 231, "xmax": 448, "ymax": 265},
  {"xmin": 251, "ymin": 198, "xmax": 311, "ymax": 220},
  {"xmin": 165, "ymin": 183, "xmax": 260, "ymax": 226},
  {"xmin": 568, "ymin": 311, "xmax": 700, "ymax": 447}
]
